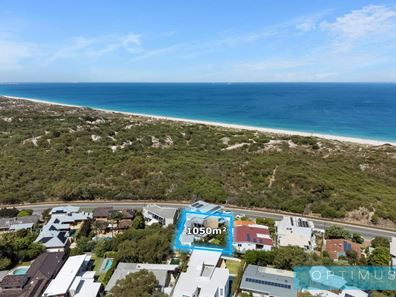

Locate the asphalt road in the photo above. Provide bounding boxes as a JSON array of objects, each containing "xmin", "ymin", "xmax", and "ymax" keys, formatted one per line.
[{"xmin": 16, "ymin": 201, "xmax": 396, "ymax": 239}]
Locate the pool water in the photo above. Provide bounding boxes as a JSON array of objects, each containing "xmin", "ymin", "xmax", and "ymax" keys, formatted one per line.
[
  {"xmin": 103, "ymin": 259, "xmax": 113, "ymax": 272},
  {"xmin": 13, "ymin": 267, "xmax": 29, "ymax": 275}
]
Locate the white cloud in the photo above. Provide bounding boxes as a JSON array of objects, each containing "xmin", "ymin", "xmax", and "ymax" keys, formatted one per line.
[
  {"xmin": 235, "ymin": 59, "xmax": 310, "ymax": 71},
  {"xmin": 129, "ymin": 44, "xmax": 185, "ymax": 63},
  {"xmin": 296, "ymin": 19, "xmax": 316, "ymax": 32},
  {"xmin": 320, "ymin": 5, "xmax": 396, "ymax": 50},
  {"xmin": 121, "ymin": 33, "xmax": 141, "ymax": 53},
  {"xmin": 0, "ymin": 38, "xmax": 39, "ymax": 69},
  {"xmin": 45, "ymin": 33, "xmax": 143, "ymax": 64}
]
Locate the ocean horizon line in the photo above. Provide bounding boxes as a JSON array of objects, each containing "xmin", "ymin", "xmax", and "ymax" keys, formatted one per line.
[
  {"xmin": 3, "ymin": 94, "xmax": 395, "ymax": 146},
  {"xmin": 2, "ymin": 81, "xmax": 396, "ymax": 84}
]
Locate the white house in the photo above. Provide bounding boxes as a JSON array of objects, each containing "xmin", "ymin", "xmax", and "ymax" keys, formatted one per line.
[
  {"xmin": 50, "ymin": 205, "xmax": 80, "ymax": 216},
  {"xmin": 35, "ymin": 207, "xmax": 92, "ymax": 252},
  {"xmin": 188, "ymin": 200, "xmax": 223, "ymax": 214},
  {"xmin": 233, "ymin": 224, "xmax": 272, "ymax": 253},
  {"xmin": 105, "ymin": 263, "xmax": 178, "ymax": 294},
  {"xmin": 391, "ymin": 237, "xmax": 396, "ymax": 267},
  {"xmin": 172, "ymin": 250, "xmax": 230, "ymax": 297},
  {"xmin": 276, "ymin": 216, "xmax": 316, "ymax": 251},
  {"xmin": 143, "ymin": 204, "xmax": 179, "ymax": 227},
  {"xmin": 306, "ymin": 288, "xmax": 368, "ymax": 297},
  {"xmin": 42, "ymin": 255, "xmax": 101, "ymax": 297},
  {"xmin": 240, "ymin": 265, "xmax": 297, "ymax": 297}
]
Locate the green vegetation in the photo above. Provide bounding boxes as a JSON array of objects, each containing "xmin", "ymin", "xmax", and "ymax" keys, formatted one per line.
[
  {"xmin": 1, "ymin": 97, "xmax": 396, "ymax": 223},
  {"xmin": 351, "ymin": 232, "xmax": 364, "ymax": 244},
  {"xmin": 368, "ymin": 246, "xmax": 390, "ymax": 266},
  {"xmin": 244, "ymin": 246, "xmax": 334, "ymax": 270},
  {"xmin": 255, "ymin": 217, "xmax": 275, "ymax": 237},
  {"xmin": 108, "ymin": 269, "xmax": 168, "ymax": 297},
  {"xmin": 17, "ymin": 209, "xmax": 33, "ymax": 217},
  {"xmin": 371, "ymin": 236, "xmax": 390, "ymax": 249},
  {"xmin": 0, "ymin": 229, "xmax": 44, "ymax": 269},
  {"xmin": 0, "ymin": 207, "xmax": 19, "ymax": 217},
  {"xmin": 225, "ymin": 259, "xmax": 241, "ymax": 275},
  {"xmin": 325, "ymin": 225, "xmax": 352, "ymax": 239}
]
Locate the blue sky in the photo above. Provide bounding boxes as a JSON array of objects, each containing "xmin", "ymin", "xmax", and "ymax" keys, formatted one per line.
[{"xmin": 1, "ymin": 0, "xmax": 396, "ymax": 82}]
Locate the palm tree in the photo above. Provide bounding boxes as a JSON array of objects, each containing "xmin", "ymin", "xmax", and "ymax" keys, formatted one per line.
[{"xmin": 108, "ymin": 211, "xmax": 124, "ymax": 235}]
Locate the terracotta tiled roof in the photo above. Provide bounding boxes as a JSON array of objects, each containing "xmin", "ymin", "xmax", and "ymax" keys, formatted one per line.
[
  {"xmin": 234, "ymin": 225, "xmax": 272, "ymax": 245},
  {"xmin": 325, "ymin": 239, "xmax": 361, "ymax": 260},
  {"xmin": 234, "ymin": 220, "xmax": 255, "ymax": 226}
]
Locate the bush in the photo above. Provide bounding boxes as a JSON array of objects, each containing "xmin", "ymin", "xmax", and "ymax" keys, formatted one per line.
[
  {"xmin": 0, "ymin": 207, "xmax": 19, "ymax": 218},
  {"xmin": 17, "ymin": 209, "xmax": 33, "ymax": 217},
  {"xmin": 325, "ymin": 225, "xmax": 352, "ymax": 239},
  {"xmin": 371, "ymin": 237, "xmax": 390, "ymax": 249}
]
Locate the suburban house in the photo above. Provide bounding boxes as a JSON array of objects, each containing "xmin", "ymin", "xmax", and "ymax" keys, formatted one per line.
[
  {"xmin": 233, "ymin": 224, "xmax": 273, "ymax": 253},
  {"xmin": 35, "ymin": 207, "xmax": 92, "ymax": 252},
  {"xmin": 93, "ymin": 207, "xmax": 135, "ymax": 230},
  {"xmin": 0, "ymin": 252, "xmax": 66, "ymax": 297},
  {"xmin": 143, "ymin": 204, "xmax": 179, "ymax": 227},
  {"xmin": 172, "ymin": 250, "xmax": 230, "ymax": 297},
  {"xmin": 93, "ymin": 207, "xmax": 113, "ymax": 220},
  {"xmin": 178, "ymin": 201, "xmax": 228, "ymax": 246},
  {"xmin": 325, "ymin": 239, "xmax": 361, "ymax": 260},
  {"xmin": 276, "ymin": 216, "xmax": 316, "ymax": 251},
  {"xmin": 239, "ymin": 265, "xmax": 297, "ymax": 297},
  {"xmin": 306, "ymin": 288, "xmax": 368, "ymax": 297},
  {"xmin": 391, "ymin": 237, "xmax": 396, "ymax": 267},
  {"xmin": 188, "ymin": 200, "xmax": 223, "ymax": 214},
  {"xmin": 42, "ymin": 254, "xmax": 101, "ymax": 297},
  {"xmin": 50, "ymin": 205, "xmax": 80, "ymax": 215},
  {"xmin": 105, "ymin": 263, "xmax": 179, "ymax": 294},
  {"xmin": 0, "ymin": 215, "xmax": 39, "ymax": 232}
]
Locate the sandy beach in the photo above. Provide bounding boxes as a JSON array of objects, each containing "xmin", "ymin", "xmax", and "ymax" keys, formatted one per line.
[{"xmin": 3, "ymin": 95, "xmax": 395, "ymax": 146}]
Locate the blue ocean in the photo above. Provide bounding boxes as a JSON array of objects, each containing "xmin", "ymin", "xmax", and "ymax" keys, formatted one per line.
[{"xmin": 0, "ymin": 83, "xmax": 395, "ymax": 142}]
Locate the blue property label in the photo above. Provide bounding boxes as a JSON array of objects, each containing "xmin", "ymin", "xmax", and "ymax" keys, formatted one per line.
[
  {"xmin": 173, "ymin": 208, "xmax": 234, "ymax": 255},
  {"xmin": 294, "ymin": 266, "xmax": 396, "ymax": 290}
]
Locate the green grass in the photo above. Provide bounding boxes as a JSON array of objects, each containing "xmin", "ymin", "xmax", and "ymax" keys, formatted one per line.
[
  {"xmin": 1, "ymin": 97, "xmax": 396, "ymax": 223},
  {"xmin": 93, "ymin": 256, "xmax": 104, "ymax": 274},
  {"xmin": 226, "ymin": 260, "xmax": 242, "ymax": 275}
]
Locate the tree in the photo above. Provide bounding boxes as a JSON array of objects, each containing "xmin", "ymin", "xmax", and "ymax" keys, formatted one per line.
[
  {"xmin": 0, "ymin": 207, "xmax": 19, "ymax": 218},
  {"xmin": 0, "ymin": 257, "xmax": 11, "ymax": 270},
  {"xmin": 17, "ymin": 209, "xmax": 33, "ymax": 217},
  {"xmin": 131, "ymin": 211, "xmax": 145, "ymax": 229},
  {"xmin": 345, "ymin": 249, "xmax": 358, "ymax": 265},
  {"xmin": 109, "ymin": 269, "xmax": 168, "ymax": 297},
  {"xmin": 255, "ymin": 217, "xmax": 275, "ymax": 237},
  {"xmin": 76, "ymin": 236, "xmax": 96, "ymax": 252},
  {"xmin": 368, "ymin": 247, "xmax": 390, "ymax": 266},
  {"xmin": 41, "ymin": 208, "xmax": 51, "ymax": 221},
  {"xmin": 95, "ymin": 239, "xmax": 113, "ymax": 257},
  {"xmin": 78, "ymin": 220, "xmax": 92, "ymax": 238},
  {"xmin": 273, "ymin": 246, "xmax": 308, "ymax": 270},
  {"xmin": 371, "ymin": 237, "xmax": 390, "ymax": 249},
  {"xmin": 244, "ymin": 250, "xmax": 275, "ymax": 266},
  {"xmin": 94, "ymin": 220, "xmax": 108, "ymax": 234},
  {"xmin": 109, "ymin": 211, "xmax": 124, "ymax": 234},
  {"xmin": 325, "ymin": 225, "xmax": 351, "ymax": 239},
  {"xmin": 351, "ymin": 233, "xmax": 364, "ymax": 244}
]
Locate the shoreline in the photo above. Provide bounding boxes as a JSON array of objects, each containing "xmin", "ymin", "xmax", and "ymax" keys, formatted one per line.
[{"xmin": 3, "ymin": 94, "xmax": 396, "ymax": 146}]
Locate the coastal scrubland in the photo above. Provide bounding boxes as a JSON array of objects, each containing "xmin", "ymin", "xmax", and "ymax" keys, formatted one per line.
[{"xmin": 1, "ymin": 97, "xmax": 396, "ymax": 224}]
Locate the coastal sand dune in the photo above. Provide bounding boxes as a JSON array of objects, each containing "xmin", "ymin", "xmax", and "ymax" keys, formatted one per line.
[{"xmin": 4, "ymin": 95, "xmax": 395, "ymax": 146}]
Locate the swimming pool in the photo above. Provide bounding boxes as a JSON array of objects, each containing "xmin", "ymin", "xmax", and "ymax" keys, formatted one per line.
[
  {"xmin": 13, "ymin": 267, "xmax": 29, "ymax": 275},
  {"xmin": 103, "ymin": 258, "xmax": 113, "ymax": 272}
]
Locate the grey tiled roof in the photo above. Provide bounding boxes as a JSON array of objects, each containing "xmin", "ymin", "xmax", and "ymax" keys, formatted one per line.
[
  {"xmin": 240, "ymin": 265, "xmax": 297, "ymax": 297},
  {"xmin": 105, "ymin": 263, "xmax": 178, "ymax": 292}
]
